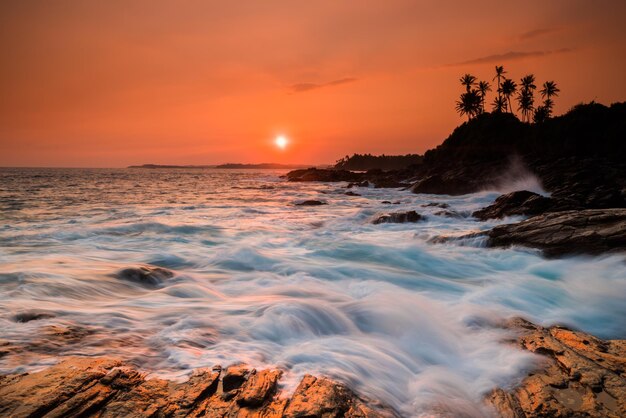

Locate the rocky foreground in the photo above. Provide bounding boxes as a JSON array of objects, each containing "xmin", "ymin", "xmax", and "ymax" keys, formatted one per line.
[
  {"xmin": 0, "ymin": 358, "xmax": 396, "ymax": 418},
  {"xmin": 0, "ymin": 318, "xmax": 624, "ymax": 417}
]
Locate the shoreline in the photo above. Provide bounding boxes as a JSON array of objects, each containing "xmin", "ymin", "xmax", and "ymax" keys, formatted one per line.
[{"xmin": 1, "ymin": 318, "xmax": 623, "ymax": 417}]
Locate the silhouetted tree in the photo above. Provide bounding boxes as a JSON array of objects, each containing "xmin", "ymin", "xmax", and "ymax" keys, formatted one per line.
[
  {"xmin": 477, "ymin": 81, "xmax": 491, "ymax": 113},
  {"xmin": 456, "ymin": 90, "xmax": 482, "ymax": 120},
  {"xmin": 492, "ymin": 65, "xmax": 506, "ymax": 112},
  {"xmin": 500, "ymin": 78, "xmax": 517, "ymax": 114},
  {"xmin": 517, "ymin": 74, "xmax": 537, "ymax": 122},
  {"xmin": 460, "ymin": 74, "xmax": 477, "ymax": 92},
  {"xmin": 492, "ymin": 96, "xmax": 507, "ymax": 113},
  {"xmin": 539, "ymin": 81, "xmax": 560, "ymax": 118}
]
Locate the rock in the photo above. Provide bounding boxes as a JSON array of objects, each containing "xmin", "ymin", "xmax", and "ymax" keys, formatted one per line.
[
  {"xmin": 487, "ymin": 318, "xmax": 626, "ymax": 418},
  {"xmin": 473, "ymin": 190, "xmax": 553, "ymax": 220},
  {"xmin": 345, "ymin": 191, "xmax": 361, "ymax": 196},
  {"xmin": 0, "ymin": 358, "xmax": 396, "ymax": 418},
  {"xmin": 295, "ymin": 200, "xmax": 327, "ymax": 206},
  {"xmin": 422, "ymin": 202, "xmax": 450, "ymax": 208},
  {"xmin": 12, "ymin": 311, "xmax": 56, "ymax": 323},
  {"xmin": 373, "ymin": 210, "xmax": 422, "ymax": 224},
  {"xmin": 410, "ymin": 174, "xmax": 476, "ymax": 195},
  {"xmin": 114, "ymin": 265, "xmax": 174, "ymax": 288},
  {"xmin": 434, "ymin": 210, "xmax": 464, "ymax": 219},
  {"xmin": 286, "ymin": 168, "xmax": 363, "ymax": 183},
  {"xmin": 487, "ymin": 208, "xmax": 626, "ymax": 256}
]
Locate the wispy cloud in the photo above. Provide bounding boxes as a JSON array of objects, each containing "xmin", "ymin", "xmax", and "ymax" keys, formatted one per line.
[
  {"xmin": 518, "ymin": 27, "xmax": 560, "ymax": 41},
  {"xmin": 447, "ymin": 48, "xmax": 573, "ymax": 67},
  {"xmin": 289, "ymin": 77, "xmax": 357, "ymax": 93}
]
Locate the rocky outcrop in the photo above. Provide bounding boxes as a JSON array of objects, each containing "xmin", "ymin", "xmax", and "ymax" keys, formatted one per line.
[
  {"xmin": 285, "ymin": 168, "xmax": 410, "ymax": 189},
  {"xmin": 113, "ymin": 266, "xmax": 174, "ymax": 288},
  {"xmin": 488, "ymin": 318, "xmax": 626, "ymax": 418},
  {"xmin": 295, "ymin": 200, "xmax": 327, "ymax": 206},
  {"xmin": 0, "ymin": 358, "xmax": 396, "ymax": 418},
  {"xmin": 372, "ymin": 210, "xmax": 422, "ymax": 224},
  {"xmin": 486, "ymin": 209, "xmax": 626, "ymax": 256},
  {"xmin": 473, "ymin": 190, "xmax": 553, "ymax": 220}
]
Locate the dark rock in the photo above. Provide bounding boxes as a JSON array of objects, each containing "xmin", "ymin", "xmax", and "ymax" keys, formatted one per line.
[
  {"xmin": 434, "ymin": 210, "xmax": 464, "ymax": 219},
  {"xmin": 0, "ymin": 358, "xmax": 397, "ymax": 418},
  {"xmin": 295, "ymin": 200, "xmax": 327, "ymax": 206},
  {"xmin": 347, "ymin": 180, "xmax": 370, "ymax": 188},
  {"xmin": 473, "ymin": 190, "xmax": 553, "ymax": 220},
  {"xmin": 410, "ymin": 174, "xmax": 476, "ymax": 195},
  {"xmin": 422, "ymin": 202, "xmax": 450, "ymax": 208},
  {"xmin": 487, "ymin": 318, "xmax": 626, "ymax": 418},
  {"xmin": 373, "ymin": 210, "xmax": 422, "ymax": 224},
  {"xmin": 381, "ymin": 201, "xmax": 392, "ymax": 204},
  {"xmin": 344, "ymin": 191, "xmax": 361, "ymax": 196},
  {"xmin": 12, "ymin": 311, "xmax": 56, "ymax": 323},
  {"xmin": 487, "ymin": 208, "xmax": 626, "ymax": 256},
  {"xmin": 114, "ymin": 265, "xmax": 174, "ymax": 288},
  {"xmin": 286, "ymin": 168, "xmax": 363, "ymax": 183}
]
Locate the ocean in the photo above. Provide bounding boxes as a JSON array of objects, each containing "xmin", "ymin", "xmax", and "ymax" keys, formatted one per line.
[{"xmin": 1, "ymin": 167, "xmax": 624, "ymax": 416}]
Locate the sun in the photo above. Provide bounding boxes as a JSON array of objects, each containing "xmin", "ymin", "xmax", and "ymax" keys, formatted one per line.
[{"xmin": 275, "ymin": 135, "xmax": 288, "ymax": 150}]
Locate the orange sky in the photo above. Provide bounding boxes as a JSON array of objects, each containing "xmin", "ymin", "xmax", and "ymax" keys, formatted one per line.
[{"xmin": 1, "ymin": 1, "xmax": 625, "ymax": 167}]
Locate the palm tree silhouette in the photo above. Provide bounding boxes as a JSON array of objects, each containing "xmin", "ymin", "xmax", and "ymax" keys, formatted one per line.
[
  {"xmin": 460, "ymin": 74, "xmax": 477, "ymax": 92},
  {"xmin": 477, "ymin": 81, "xmax": 491, "ymax": 113},
  {"xmin": 492, "ymin": 66, "xmax": 506, "ymax": 111},
  {"xmin": 540, "ymin": 81, "xmax": 560, "ymax": 118},
  {"xmin": 517, "ymin": 74, "xmax": 537, "ymax": 122},
  {"xmin": 492, "ymin": 96, "xmax": 507, "ymax": 113},
  {"xmin": 456, "ymin": 90, "xmax": 482, "ymax": 121},
  {"xmin": 500, "ymin": 78, "xmax": 517, "ymax": 114}
]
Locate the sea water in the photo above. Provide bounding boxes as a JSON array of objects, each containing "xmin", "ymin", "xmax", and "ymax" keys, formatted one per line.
[{"xmin": 1, "ymin": 168, "xmax": 624, "ymax": 416}]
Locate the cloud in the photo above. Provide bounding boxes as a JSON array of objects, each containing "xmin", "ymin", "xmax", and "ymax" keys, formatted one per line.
[
  {"xmin": 289, "ymin": 77, "xmax": 357, "ymax": 93},
  {"xmin": 518, "ymin": 27, "xmax": 560, "ymax": 40},
  {"xmin": 447, "ymin": 48, "xmax": 573, "ymax": 66}
]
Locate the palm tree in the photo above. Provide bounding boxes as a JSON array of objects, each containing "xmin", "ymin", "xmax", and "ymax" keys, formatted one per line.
[
  {"xmin": 500, "ymin": 78, "xmax": 517, "ymax": 115},
  {"xmin": 456, "ymin": 89, "xmax": 482, "ymax": 121},
  {"xmin": 517, "ymin": 74, "xmax": 537, "ymax": 122},
  {"xmin": 540, "ymin": 81, "xmax": 560, "ymax": 118},
  {"xmin": 491, "ymin": 96, "xmax": 507, "ymax": 113},
  {"xmin": 477, "ymin": 81, "xmax": 491, "ymax": 113},
  {"xmin": 460, "ymin": 74, "xmax": 477, "ymax": 92},
  {"xmin": 492, "ymin": 65, "xmax": 506, "ymax": 111}
]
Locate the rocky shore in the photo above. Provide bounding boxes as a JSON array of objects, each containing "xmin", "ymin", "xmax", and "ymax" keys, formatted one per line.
[{"xmin": 1, "ymin": 318, "xmax": 623, "ymax": 417}]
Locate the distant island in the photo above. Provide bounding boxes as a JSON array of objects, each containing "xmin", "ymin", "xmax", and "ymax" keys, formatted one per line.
[{"xmin": 128, "ymin": 163, "xmax": 314, "ymax": 169}]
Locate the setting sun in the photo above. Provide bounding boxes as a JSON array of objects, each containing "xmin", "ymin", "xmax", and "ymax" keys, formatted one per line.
[{"xmin": 275, "ymin": 135, "xmax": 288, "ymax": 150}]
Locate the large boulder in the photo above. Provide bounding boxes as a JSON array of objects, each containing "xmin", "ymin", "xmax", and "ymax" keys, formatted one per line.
[
  {"xmin": 410, "ymin": 174, "xmax": 475, "ymax": 195},
  {"xmin": 473, "ymin": 190, "xmax": 553, "ymax": 220},
  {"xmin": 487, "ymin": 208, "xmax": 626, "ymax": 256},
  {"xmin": 373, "ymin": 210, "xmax": 423, "ymax": 224},
  {"xmin": 487, "ymin": 318, "xmax": 626, "ymax": 418},
  {"xmin": 113, "ymin": 265, "xmax": 174, "ymax": 288}
]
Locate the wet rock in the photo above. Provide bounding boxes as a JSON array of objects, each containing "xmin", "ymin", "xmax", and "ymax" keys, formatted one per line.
[
  {"xmin": 434, "ymin": 210, "xmax": 464, "ymax": 219},
  {"xmin": 0, "ymin": 358, "xmax": 396, "ymax": 418},
  {"xmin": 487, "ymin": 208, "xmax": 626, "ymax": 256},
  {"xmin": 114, "ymin": 265, "xmax": 174, "ymax": 288},
  {"xmin": 372, "ymin": 210, "xmax": 422, "ymax": 224},
  {"xmin": 473, "ymin": 190, "xmax": 553, "ymax": 220},
  {"xmin": 12, "ymin": 311, "xmax": 56, "ymax": 323},
  {"xmin": 410, "ymin": 174, "xmax": 476, "ymax": 195},
  {"xmin": 295, "ymin": 200, "xmax": 327, "ymax": 206},
  {"xmin": 487, "ymin": 318, "xmax": 626, "ymax": 418},
  {"xmin": 347, "ymin": 180, "xmax": 370, "ymax": 188},
  {"xmin": 345, "ymin": 191, "xmax": 361, "ymax": 196},
  {"xmin": 422, "ymin": 202, "xmax": 450, "ymax": 208},
  {"xmin": 286, "ymin": 168, "xmax": 363, "ymax": 183}
]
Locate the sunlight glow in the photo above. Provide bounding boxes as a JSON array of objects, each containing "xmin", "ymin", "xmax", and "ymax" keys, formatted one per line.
[{"xmin": 275, "ymin": 135, "xmax": 288, "ymax": 150}]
